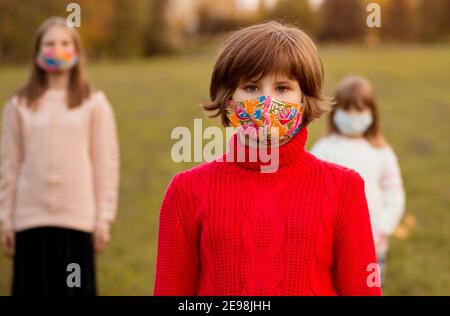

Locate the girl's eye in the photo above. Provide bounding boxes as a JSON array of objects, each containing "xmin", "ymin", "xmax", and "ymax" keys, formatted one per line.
[
  {"xmin": 276, "ymin": 86, "xmax": 289, "ymax": 93},
  {"xmin": 244, "ymin": 85, "xmax": 258, "ymax": 93}
]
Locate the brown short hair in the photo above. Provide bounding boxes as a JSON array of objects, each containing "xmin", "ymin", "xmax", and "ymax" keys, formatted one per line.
[
  {"xmin": 202, "ymin": 21, "xmax": 330, "ymax": 127},
  {"xmin": 327, "ymin": 75, "xmax": 387, "ymax": 147}
]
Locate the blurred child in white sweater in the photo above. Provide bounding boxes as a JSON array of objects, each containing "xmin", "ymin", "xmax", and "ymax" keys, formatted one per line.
[{"xmin": 310, "ymin": 75, "xmax": 406, "ymax": 284}]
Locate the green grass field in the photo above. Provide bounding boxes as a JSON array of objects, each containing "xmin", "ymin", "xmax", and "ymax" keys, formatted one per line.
[{"xmin": 0, "ymin": 45, "xmax": 449, "ymax": 295}]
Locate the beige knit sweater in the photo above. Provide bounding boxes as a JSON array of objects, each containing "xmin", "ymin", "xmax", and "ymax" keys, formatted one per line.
[{"xmin": 0, "ymin": 89, "xmax": 119, "ymax": 233}]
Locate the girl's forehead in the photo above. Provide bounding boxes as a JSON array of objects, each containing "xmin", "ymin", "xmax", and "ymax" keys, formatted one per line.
[
  {"xmin": 341, "ymin": 101, "xmax": 371, "ymax": 111},
  {"xmin": 240, "ymin": 72, "xmax": 298, "ymax": 83},
  {"xmin": 42, "ymin": 25, "xmax": 72, "ymax": 41}
]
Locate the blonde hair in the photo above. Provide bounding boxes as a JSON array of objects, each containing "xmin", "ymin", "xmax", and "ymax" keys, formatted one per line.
[
  {"xmin": 328, "ymin": 75, "xmax": 386, "ymax": 147},
  {"xmin": 16, "ymin": 17, "xmax": 92, "ymax": 110},
  {"xmin": 202, "ymin": 21, "xmax": 330, "ymax": 127}
]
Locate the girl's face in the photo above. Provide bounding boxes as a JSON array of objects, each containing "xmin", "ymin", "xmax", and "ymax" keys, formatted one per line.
[
  {"xmin": 343, "ymin": 83, "xmax": 373, "ymax": 115},
  {"xmin": 39, "ymin": 25, "xmax": 76, "ymax": 56},
  {"xmin": 232, "ymin": 73, "xmax": 303, "ymax": 103},
  {"xmin": 334, "ymin": 105, "xmax": 373, "ymax": 138},
  {"xmin": 345, "ymin": 106, "xmax": 371, "ymax": 115}
]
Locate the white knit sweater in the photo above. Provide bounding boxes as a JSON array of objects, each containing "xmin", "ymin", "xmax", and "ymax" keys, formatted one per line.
[
  {"xmin": 0, "ymin": 89, "xmax": 120, "ymax": 233},
  {"xmin": 310, "ymin": 133, "xmax": 405, "ymax": 249}
]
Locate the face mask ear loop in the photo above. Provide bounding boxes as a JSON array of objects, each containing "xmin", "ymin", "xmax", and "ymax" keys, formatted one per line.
[
  {"xmin": 300, "ymin": 92, "xmax": 305, "ymax": 105},
  {"xmin": 300, "ymin": 93, "xmax": 306, "ymax": 110}
]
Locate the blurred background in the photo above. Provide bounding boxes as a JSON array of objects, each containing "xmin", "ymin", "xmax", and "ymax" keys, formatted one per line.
[{"xmin": 0, "ymin": 0, "xmax": 449, "ymax": 295}]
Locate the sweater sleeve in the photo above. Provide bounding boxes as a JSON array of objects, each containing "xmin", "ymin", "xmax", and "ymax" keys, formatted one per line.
[
  {"xmin": 90, "ymin": 92, "xmax": 120, "ymax": 231},
  {"xmin": 153, "ymin": 172, "xmax": 200, "ymax": 296},
  {"xmin": 0, "ymin": 98, "xmax": 23, "ymax": 233},
  {"xmin": 333, "ymin": 170, "xmax": 382, "ymax": 296},
  {"xmin": 377, "ymin": 146, "xmax": 406, "ymax": 236}
]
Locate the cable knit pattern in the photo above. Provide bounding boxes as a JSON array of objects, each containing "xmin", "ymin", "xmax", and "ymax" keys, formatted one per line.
[
  {"xmin": 154, "ymin": 127, "xmax": 382, "ymax": 296},
  {"xmin": 0, "ymin": 89, "xmax": 120, "ymax": 233}
]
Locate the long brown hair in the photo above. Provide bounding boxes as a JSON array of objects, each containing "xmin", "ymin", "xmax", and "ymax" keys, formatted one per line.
[
  {"xmin": 327, "ymin": 75, "xmax": 386, "ymax": 147},
  {"xmin": 16, "ymin": 17, "xmax": 91, "ymax": 110},
  {"xmin": 203, "ymin": 21, "xmax": 330, "ymax": 127}
]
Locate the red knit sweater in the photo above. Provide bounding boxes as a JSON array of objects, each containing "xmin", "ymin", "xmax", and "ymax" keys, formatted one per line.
[{"xmin": 154, "ymin": 127, "xmax": 382, "ymax": 296}]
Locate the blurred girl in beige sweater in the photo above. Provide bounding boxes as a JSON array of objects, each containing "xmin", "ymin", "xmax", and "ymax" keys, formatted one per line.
[{"xmin": 0, "ymin": 17, "xmax": 120, "ymax": 295}]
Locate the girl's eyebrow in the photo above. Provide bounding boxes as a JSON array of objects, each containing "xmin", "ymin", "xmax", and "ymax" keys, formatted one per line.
[
  {"xmin": 275, "ymin": 80, "xmax": 295, "ymax": 85},
  {"xmin": 240, "ymin": 79, "xmax": 259, "ymax": 85}
]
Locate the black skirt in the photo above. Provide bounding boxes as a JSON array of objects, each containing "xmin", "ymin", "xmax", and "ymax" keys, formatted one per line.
[{"xmin": 12, "ymin": 226, "xmax": 97, "ymax": 296}]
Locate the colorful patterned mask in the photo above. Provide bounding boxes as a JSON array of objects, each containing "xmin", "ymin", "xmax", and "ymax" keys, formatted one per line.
[
  {"xmin": 35, "ymin": 47, "xmax": 78, "ymax": 73},
  {"xmin": 225, "ymin": 95, "xmax": 305, "ymax": 145}
]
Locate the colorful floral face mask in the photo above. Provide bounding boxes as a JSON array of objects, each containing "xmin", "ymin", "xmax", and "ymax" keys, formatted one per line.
[
  {"xmin": 35, "ymin": 47, "xmax": 79, "ymax": 73},
  {"xmin": 225, "ymin": 95, "xmax": 305, "ymax": 145}
]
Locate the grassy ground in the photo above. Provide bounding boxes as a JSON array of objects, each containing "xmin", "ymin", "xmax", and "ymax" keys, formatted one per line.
[{"xmin": 0, "ymin": 45, "xmax": 449, "ymax": 295}]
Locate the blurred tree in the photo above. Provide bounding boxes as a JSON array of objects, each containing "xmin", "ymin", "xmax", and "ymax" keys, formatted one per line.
[
  {"xmin": 143, "ymin": 0, "xmax": 173, "ymax": 55},
  {"xmin": 1, "ymin": 0, "xmax": 449, "ymax": 63},
  {"xmin": 0, "ymin": 0, "xmax": 63, "ymax": 62},
  {"xmin": 109, "ymin": 0, "xmax": 146, "ymax": 58},
  {"xmin": 257, "ymin": 0, "xmax": 267, "ymax": 19},
  {"xmin": 264, "ymin": 0, "xmax": 319, "ymax": 36},
  {"xmin": 418, "ymin": 0, "xmax": 450, "ymax": 41},
  {"xmin": 0, "ymin": 0, "xmax": 166, "ymax": 61},
  {"xmin": 77, "ymin": 0, "xmax": 116, "ymax": 58},
  {"xmin": 197, "ymin": 0, "xmax": 244, "ymax": 35},
  {"xmin": 381, "ymin": 0, "xmax": 417, "ymax": 41},
  {"xmin": 318, "ymin": 0, "xmax": 367, "ymax": 42},
  {"xmin": 165, "ymin": 0, "xmax": 200, "ymax": 49}
]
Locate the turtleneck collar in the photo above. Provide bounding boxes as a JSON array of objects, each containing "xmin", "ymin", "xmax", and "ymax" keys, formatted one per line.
[{"xmin": 224, "ymin": 126, "xmax": 313, "ymax": 173}]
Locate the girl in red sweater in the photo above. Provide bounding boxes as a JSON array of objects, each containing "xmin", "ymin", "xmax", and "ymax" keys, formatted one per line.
[{"xmin": 154, "ymin": 22, "xmax": 382, "ymax": 296}]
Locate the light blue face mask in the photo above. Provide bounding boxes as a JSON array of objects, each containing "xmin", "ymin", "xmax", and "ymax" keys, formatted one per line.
[{"xmin": 333, "ymin": 108, "xmax": 373, "ymax": 136}]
